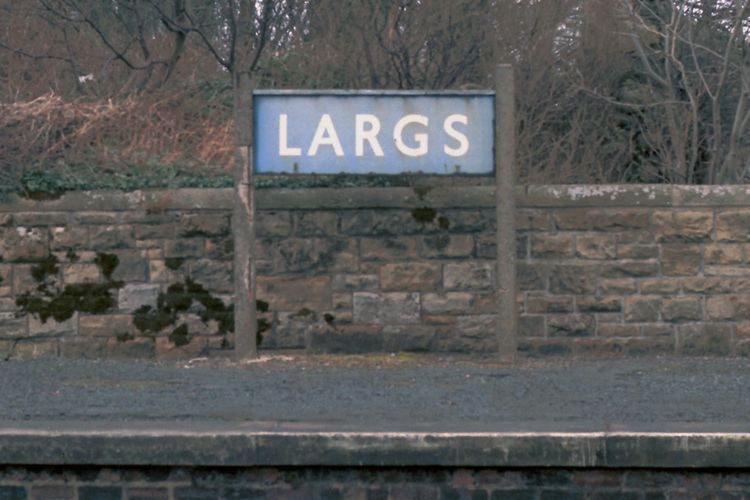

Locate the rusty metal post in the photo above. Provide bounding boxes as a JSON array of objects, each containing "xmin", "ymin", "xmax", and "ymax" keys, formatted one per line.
[
  {"xmin": 233, "ymin": 71, "xmax": 257, "ymax": 358},
  {"xmin": 495, "ymin": 64, "xmax": 518, "ymax": 360}
]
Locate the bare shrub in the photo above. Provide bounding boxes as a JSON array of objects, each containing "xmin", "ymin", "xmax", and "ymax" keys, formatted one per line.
[{"xmin": 0, "ymin": 89, "xmax": 233, "ymax": 172}]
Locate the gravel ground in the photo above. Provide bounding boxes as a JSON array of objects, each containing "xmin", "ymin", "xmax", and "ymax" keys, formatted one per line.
[{"xmin": 1, "ymin": 354, "xmax": 748, "ymax": 428}]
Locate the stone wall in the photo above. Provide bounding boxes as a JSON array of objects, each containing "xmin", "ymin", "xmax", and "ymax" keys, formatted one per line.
[
  {"xmin": 0, "ymin": 190, "xmax": 234, "ymax": 360},
  {"xmin": 3, "ymin": 185, "xmax": 750, "ymax": 358}
]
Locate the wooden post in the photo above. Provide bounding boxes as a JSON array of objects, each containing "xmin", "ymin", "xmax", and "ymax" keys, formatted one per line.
[
  {"xmin": 495, "ymin": 64, "xmax": 518, "ymax": 360},
  {"xmin": 233, "ymin": 71, "xmax": 257, "ymax": 358}
]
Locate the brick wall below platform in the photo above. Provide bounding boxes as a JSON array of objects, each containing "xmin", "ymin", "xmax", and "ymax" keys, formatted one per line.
[{"xmin": 1, "ymin": 465, "xmax": 749, "ymax": 499}]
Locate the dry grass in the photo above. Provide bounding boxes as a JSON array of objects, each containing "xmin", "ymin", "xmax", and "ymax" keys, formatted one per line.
[{"xmin": 0, "ymin": 90, "xmax": 233, "ymax": 171}]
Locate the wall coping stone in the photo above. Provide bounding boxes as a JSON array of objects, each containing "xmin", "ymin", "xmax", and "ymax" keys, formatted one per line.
[
  {"xmin": 3, "ymin": 185, "xmax": 750, "ymax": 212},
  {"xmin": 1, "ymin": 422, "xmax": 749, "ymax": 468}
]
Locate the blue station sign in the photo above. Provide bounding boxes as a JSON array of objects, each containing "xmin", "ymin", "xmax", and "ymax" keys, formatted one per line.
[{"xmin": 254, "ymin": 91, "xmax": 494, "ymax": 175}]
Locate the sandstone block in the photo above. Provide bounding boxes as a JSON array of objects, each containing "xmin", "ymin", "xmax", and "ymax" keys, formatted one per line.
[
  {"xmin": 530, "ymin": 234, "xmax": 574, "ymax": 259},
  {"xmin": 50, "ymin": 226, "xmax": 88, "ymax": 250},
  {"xmin": 62, "ymin": 263, "xmax": 101, "ymax": 284},
  {"xmin": 474, "ymin": 232, "xmax": 498, "ymax": 259},
  {"xmin": 308, "ymin": 325, "xmax": 383, "ymax": 353},
  {"xmin": 262, "ymin": 311, "xmax": 313, "ymax": 349},
  {"xmin": 704, "ymin": 244, "xmax": 743, "ymax": 265},
  {"xmin": 178, "ymin": 214, "xmax": 230, "ymax": 237},
  {"xmin": 89, "ymin": 225, "xmax": 134, "ymax": 250},
  {"xmin": 421, "ymin": 234, "xmax": 474, "ymax": 258},
  {"xmin": 205, "ymin": 237, "xmax": 233, "ymax": 260},
  {"xmin": 257, "ymin": 276, "xmax": 331, "ymax": 311},
  {"xmin": 640, "ymin": 323, "xmax": 675, "ymax": 337},
  {"xmin": 433, "ymin": 315, "xmax": 498, "ymax": 352},
  {"xmin": 661, "ymin": 296, "xmax": 703, "ymax": 322},
  {"xmin": 597, "ymin": 324, "xmax": 640, "ymax": 338},
  {"xmin": 332, "ymin": 293, "xmax": 352, "ymax": 311},
  {"xmin": 441, "ymin": 209, "xmax": 493, "ymax": 232},
  {"xmin": 704, "ymin": 265, "xmax": 750, "ymax": 276},
  {"xmin": 549, "ymin": 265, "xmax": 597, "ymax": 294},
  {"xmin": 519, "ymin": 339, "xmax": 572, "ymax": 357},
  {"xmin": 422, "ymin": 292, "xmax": 474, "ymax": 315},
  {"xmin": 332, "ymin": 274, "xmax": 378, "ymax": 292},
  {"xmin": 547, "ymin": 314, "xmax": 595, "ymax": 337},
  {"xmin": 716, "ymin": 210, "xmax": 750, "ymax": 241},
  {"xmin": 380, "ymin": 262, "xmax": 441, "ymax": 291},
  {"xmin": 118, "ymin": 284, "xmax": 160, "ymax": 312},
  {"xmin": 360, "ymin": 236, "xmax": 419, "ymax": 261},
  {"xmin": 0, "ymin": 227, "xmax": 48, "ymax": 262},
  {"xmin": 590, "ymin": 210, "xmax": 650, "ymax": 231},
  {"xmin": 526, "ymin": 295, "xmax": 574, "ymax": 314},
  {"xmin": 0, "ymin": 265, "xmax": 11, "ymax": 297},
  {"xmin": 625, "ymin": 296, "xmax": 661, "ymax": 322},
  {"xmin": 13, "ymin": 212, "xmax": 68, "ymax": 226},
  {"xmin": 516, "ymin": 210, "xmax": 553, "ymax": 231},
  {"xmin": 600, "ymin": 261, "xmax": 659, "ymax": 278},
  {"xmin": 110, "ymin": 252, "xmax": 148, "ymax": 282},
  {"xmin": 79, "ymin": 314, "xmax": 136, "ymax": 337},
  {"xmin": 678, "ymin": 323, "xmax": 732, "ymax": 356},
  {"xmin": 165, "ymin": 239, "xmax": 203, "ymax": 258},
  {"xmin": 106, "ymin": 337, "xmax": 155, "ymax": 359},
  {"xmin": 0, "ymin": 317, "xmax": 27, "ymax": 339},
  {"xmin": 576, "ymin": 296, "xmax": 621, "ymax": 313},
  {"xmin": 599, "ymin": 279, "xmax": 637, "ymax": 295},
  {"xmin": 661, "ymin": 245, "xmax": 702, "ymax": 276},
  {"xmin": 682, "ymin": 277, "xmax": 735, "ymax": 294},
  {"xmin": 11, "ymin": 340, "xmax": 58, "ymax": 359},
  {"xmin": 652, "ymin": 210, "xmax": 712, "ymax": 242},
  {"xmin": 155, "ymin": 335, "xmax": 209, "ymax": 360},
  {"xmin": 134, "ymin": 223, "xmax": 176, "ymax": 240},
  {"xmin": 272, "ymin": 238, "xmax": 357, "ymax": 273},
  {"xmin": 382, "ymin": 325, "xmax": 435, "ymax": 352},
  {"xmin": 257, "ymin": 211, "xmax": 292, "ymax": 237},
  {"xmin": 617, "ymin": 244, "xmax": 659, "ymax": 260},
  {"xmin": 72, "ymin": 212, "xmax": 119, "ymax": 225},
  {"xmin": 519, "ymin": 315, "xmax": 545, "ymax": 337},
  {"xmin": 576, "ymin": 235, "xmax": 616, "ymax": 260},
  {"xmin": 294, "ymin": 212, "xmax": 338, "ymax": 236},
  {"xmin": 615, "ymin": 231, "xmax": 656, "ymax": 245},
  {"xmin": 639, "ymin": 278, "xmax": 682, "ymax": 295},
  {"xmin": 517, "ymin": 263, "xmax": 546, "ymax": 291},
  {"xmin": 28, "ymin": 314, "xmax": 77, "ymax": 337},
  {"xmin": 443, "ymin": 262, "xmax": 493, "ymax": 290},
  {"xmin": 352, "ymin": 292, "xmax": 420, "ymax": 324},
  {"xmin": 189, "ymin": 260, "xmax": 232, "ymax": 293},
  {"xmin": 12, "ymin": 265, "xmax": 38, "ymax": 295},
  {"xmin": 553, "ymin": 209, "xmax": 591, "ymax": 230},
  {"xmin": 340, "ymin": 210, "xmax": 419, "ymax": 236},
  {"xmin": 59, "ymin": 338, "xmax": 108, "ymax": 358},
  {"xmin": 149, "ymin": 260, "xmax": 184, "ymax": 283},
  {"xmin": 706, "ymin": 295, "xmax": 750, "ymax": 320}
]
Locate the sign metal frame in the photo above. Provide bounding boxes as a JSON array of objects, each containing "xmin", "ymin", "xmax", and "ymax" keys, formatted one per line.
[{"xmin": 234, "ymin": 65, "xmax": 517, "ymax": 359}]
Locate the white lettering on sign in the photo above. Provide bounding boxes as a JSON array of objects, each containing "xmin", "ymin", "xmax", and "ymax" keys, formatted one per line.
[
  {"xmin": 443, "ymin": 114, "xmax": 470, "ymax": 157},
  {"xmin": 393, "ymin": 114, "xmax": 429, "ymax": 157},
  {"xmin": 276, "ymin": 112, "xmax": 470, "ymax": 159},
  {"xmin": 278, "ymin": 114, "xmax": 301, "ymax": 157},
  {"xmin": 355, "ymin": 114, "xmax": 384, "ymax": 157},
  {"xmin": 308, "ymin": 114, "xmax": 344, "ymax": 157}
]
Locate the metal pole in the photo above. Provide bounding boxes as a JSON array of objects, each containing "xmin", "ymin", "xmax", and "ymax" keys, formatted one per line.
[
  {"xmin": 495, "ymin": 64, "xmax": 518, "ymax": 361},
  {"xmin": 233, "ymin": 71, "xmax": 257, "ymax": 358}
]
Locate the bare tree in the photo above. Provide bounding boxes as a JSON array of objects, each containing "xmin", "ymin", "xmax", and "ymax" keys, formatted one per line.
[{"xmin": 615, "ymin": 0, "xmax": 750, "ymax": 183}]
